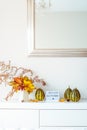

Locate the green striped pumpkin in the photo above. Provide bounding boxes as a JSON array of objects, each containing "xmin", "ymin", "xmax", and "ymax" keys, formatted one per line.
[
  {"xmin": 35, "ymin": 88, "xmax": 45, "ymax": 101},
  {"xmin": 64, "ymin": 87, "xmax": 72, "ymax": 101},
  {"xmin": 70, "ymin": 88, "xmax": 81, "ymax": 102}
]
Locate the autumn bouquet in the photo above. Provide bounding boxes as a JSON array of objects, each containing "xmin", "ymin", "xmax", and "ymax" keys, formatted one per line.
[{"xmin": 0, "ymin": 61, "xmax": 46, "ymax": 101}]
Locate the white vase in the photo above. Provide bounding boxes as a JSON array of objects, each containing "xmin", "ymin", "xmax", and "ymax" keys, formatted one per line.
[{"xmin": 18, "ymin": 90, "xmax": 29, "ymax": 102}]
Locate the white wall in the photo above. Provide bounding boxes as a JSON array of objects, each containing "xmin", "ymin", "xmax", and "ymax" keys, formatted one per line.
[{"xmin": 0, "ymin": 0, "xmax": 87, "ymax": 99}]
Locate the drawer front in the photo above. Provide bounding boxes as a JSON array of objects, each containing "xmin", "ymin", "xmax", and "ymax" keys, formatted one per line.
[
  {"xmin": 40, "ymin": 110, "xmax": 87, "ymax": 127},
  {"xmin": 0, "ymin": 110, "xmax": 39, "ymax": 128}
]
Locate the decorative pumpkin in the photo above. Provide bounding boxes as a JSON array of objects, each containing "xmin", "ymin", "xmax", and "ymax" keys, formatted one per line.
[
  {"xmin": 70, "ymin": 88, "xmax": 81, "ymax": 102},
  {"xmin": 64, "ymin": 87, "xmax": 72, "ymax": 101},
  {"xmin": 35, "ymin": 88, "xmax": 45, "ymax": 101}
]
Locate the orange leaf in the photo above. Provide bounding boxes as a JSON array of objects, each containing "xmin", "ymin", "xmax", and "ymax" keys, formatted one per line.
[{"xmin": 14, "ymin": 77, "xmax": 22, "ymax": 85}]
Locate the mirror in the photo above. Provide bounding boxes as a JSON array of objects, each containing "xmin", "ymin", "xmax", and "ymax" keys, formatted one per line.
[{"xmin": 28, "ymin": 0, "xmax": 87, "ymax": 57}]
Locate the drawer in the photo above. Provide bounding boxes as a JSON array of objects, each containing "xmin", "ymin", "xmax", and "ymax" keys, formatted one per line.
[
  {"xmin": 0, "ymin": 109, "xmax": 39, "ymax": 128},
  {"xmin": 40, "ymin": 110, "xmax": 87, "ymax": 127}
]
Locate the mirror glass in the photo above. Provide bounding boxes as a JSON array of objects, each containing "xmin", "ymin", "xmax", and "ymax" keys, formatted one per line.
[{"xmin": 35, "ymin": 0, "xmax": 87, "ymax": 49}]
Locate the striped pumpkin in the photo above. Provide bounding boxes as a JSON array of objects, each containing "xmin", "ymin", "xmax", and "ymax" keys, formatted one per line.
[
  {"xmin": 70, "ymin": 88, "xmax": 81, "ymax": 102},
  {"xmin": 35, "ymin": 88, "xmax": 45, "ymax": 101},
  {"xmin": 64, "ymin": 87, "xmax": 72, "ymax": 101}
]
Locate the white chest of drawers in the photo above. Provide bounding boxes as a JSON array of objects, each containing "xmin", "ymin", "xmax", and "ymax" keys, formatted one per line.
[{"xmin": 0, "ymin": 100, "xmax": 87, "ymax": 130}]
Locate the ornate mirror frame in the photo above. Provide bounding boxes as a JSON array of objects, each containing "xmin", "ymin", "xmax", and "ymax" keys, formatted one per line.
[{"xmin": 27, "ymin": 0, "xmax": 87, "ymax": 57}]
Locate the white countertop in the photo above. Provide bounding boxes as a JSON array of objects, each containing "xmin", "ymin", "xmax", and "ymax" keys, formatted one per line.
[{"xmin": 0, "ymin": 99, "xmax": 87, "ymax": 110}]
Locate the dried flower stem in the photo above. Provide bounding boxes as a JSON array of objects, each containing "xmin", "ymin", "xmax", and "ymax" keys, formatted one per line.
[
  {"xmin": 5, "ymin": 89, "xmax": 16, "ymax": 101},
  {"xmin": 0, "ymin": 61, "xmax": 33, "ymax": 84}
]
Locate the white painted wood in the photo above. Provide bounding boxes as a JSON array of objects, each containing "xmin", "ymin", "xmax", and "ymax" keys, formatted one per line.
[
  {"xmin": 0, "ymin": 101, "xmax": 87, "ymax": 129},
  {"xmin": 40, "ymin": 110, "xmax": 87, "ymax": 127},
  {"xmin": 0, "ymin": 128, "xmax": 80, "ymax": 130},
  {"xmin": 0, "ymin": 129, "xmax": 35, "ymax": 130},
  {"xmin": 39, "ymin": 128, "xmax": 87, "ymax": 130},
  {"xmin": 0, "ymin": 110, "xmax": 39, "ymax": 128},
  {"xmin": 0, "ymin": 99, "xmax": 87, "ymax": 109}
]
